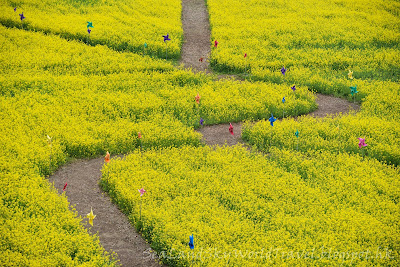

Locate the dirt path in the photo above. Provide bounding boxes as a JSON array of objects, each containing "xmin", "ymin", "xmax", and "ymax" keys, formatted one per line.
[
  {"xmin": 308, "ymin": 94, "xmax": 360, "ymax": 118},
  {"xmin": 198, "ymin": 94, "xmax": 360, "ymax": 146},
  {"xmin": 47, "ymin": 94, "xmax": 360, "ymax": 266},
  {"xmin": 47, "ymin": 1, "xmax": 214, "ymax": 266},
  {"xmin": 178, "ymin": 1, "xmax": 360, "ymax": 146},
  {"xmin": 180, "ymin": 0, "xmax": 211, "ymax": 72},
  {"xmin": 48, "ymin": 157, "xmax": 162, "ymax": 267},
  {"xmin": 48, "ymin": 0, "xmax": 360, "ymax": 266}
]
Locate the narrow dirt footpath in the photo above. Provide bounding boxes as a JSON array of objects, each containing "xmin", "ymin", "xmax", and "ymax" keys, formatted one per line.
[
  {"xmin": 197, "ymin": 94, "xmax": 360, "ymax": 146},
  {"xmin": 48, "ymin": 157, "xmax": 162, "ymax": 267},
  {"xmin": 49, "ymin": 1, "xmax": 215, "ymax": 265},
  {"xmin": 309, "ymin": 94, "xmax": 360, "ymax": 118},
  {"xmin": 180, "ymin": 0, "xmax": 211, "ymax": 72}
]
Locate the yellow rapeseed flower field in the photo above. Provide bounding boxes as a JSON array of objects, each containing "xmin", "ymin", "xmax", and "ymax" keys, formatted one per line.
[
  {"xmin": 1, "ymin": 0, "xmax": 399, "ymax": 265},
  {"xmin": 0, "ymin": 9, "xmax": 316, "ymax": 265},
  {"xmin": 242, "ymin": 113, "xmax": 400, "ymax": 165},
  {"xmin": 0, "ymin": 0, "xmax": 183, "ymax": 59},
  {"xmin": 101, "ymin": 146, "xmax": 400, "ymax": 266},
  {"xmin": 207, "ymin": 0, "xmax": 400, "ymax": 100}
]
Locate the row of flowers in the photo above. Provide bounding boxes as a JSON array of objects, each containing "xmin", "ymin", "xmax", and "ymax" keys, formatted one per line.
[
  {"xmin": 101, "ymin": 145, "xmax": 400, "ymax": 266},
  {"xmin": 242, "ymin": 113, "xmax": 400, "ymax": 166},
  {"xmin": 1, "ymin": 26, "xmax": 318, "ymax": 129},
  {"xmin": 206, "ymin": 0, "xmax": 399, "ymax": 103},
  {"xmin": 0, "ymin": 0, "xmax": 183, "ymax": 59}
]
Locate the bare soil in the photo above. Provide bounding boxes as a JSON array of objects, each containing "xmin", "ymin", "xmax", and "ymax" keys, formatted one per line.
[
  {"xmin": 308, "ymin": 94, "xmax": 360, "ymax": 118},
  {"xmin": 48, "ymin": 157, "xmax": 163, "ymax": 267},
  {"xmin": 180, "ymin": 0, "xmax": 211, "ymax": 72}
]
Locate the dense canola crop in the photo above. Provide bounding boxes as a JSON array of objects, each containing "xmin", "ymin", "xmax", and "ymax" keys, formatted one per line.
[
  {"xmin": 0, "ymin": 165, "xmax": 118, "ymax": 266},
  {"xmin": 0, "ymin": 27, "xmax": 193, "ymax": 266},
  {"xmin": 101, "ymin": 145, "xmax": 400, "ymax": 266},
  {"xmin": 0, "ymin": 25, "xmax": 317, "ymax": 129},
  {"xmin": 0, "ymin": 0, "xmax": 183, "ymax": 59},
  {"xmin": 360, "ymin": 80, "xmax": 400, "ymax": 120},
  {"xmin": 0, "ymin": 30, "xmax": 197, "ymax": 266},
  {"xmin": 242, "ymin": 114, "xmax": 400, "ymax": 166},
  {"xmin": 0, "ymin": 20, "xmax": 316, "ymax": 264},
  {"xmin": 98, "ymin": 1, "xmax": 400, "ymax": 266},
  {"xmin": 2, "ymin": 0, "xmax": 399, "ymax": 265},
  {"xmin": 206, "ymin": 0, "xmax": 400, "ymax": 164},
  {"xmin": 206, "ymin": 0, "xmax": 400, "ymax": 99}
]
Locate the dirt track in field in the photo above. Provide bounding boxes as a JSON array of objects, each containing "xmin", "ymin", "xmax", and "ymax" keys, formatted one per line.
[
  {"xmin": 180, "ymin": 0, "xmax": 211, "ymax": 72},
  {"xmin": 48, "ymin": 0, "xmax": 360, "ymax": 266},
  {"xmin": 198, "ymin": 94, "xmax": 360, "ymax": 146},
  {"xmin": 48, "ymin": 157, "xmax": 163, "ymax": 267}
]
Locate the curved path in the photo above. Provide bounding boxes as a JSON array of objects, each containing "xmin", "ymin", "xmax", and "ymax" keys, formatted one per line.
[
  {"xmin": 49, "ymin": 0, "xmax": 360, "ymax": 266},
  {"xmin": 198, "ymin": 94, "xmax": 360, "ymax": 146},
  {"xmin": 49, "ymin": 157, "xmax": 162, "ymax": 267}
]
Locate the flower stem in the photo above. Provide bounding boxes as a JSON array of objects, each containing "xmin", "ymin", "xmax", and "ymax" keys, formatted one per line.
[{"xmin": 140, "ymin": 198, "xmax": 142, "ymax": 221}]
